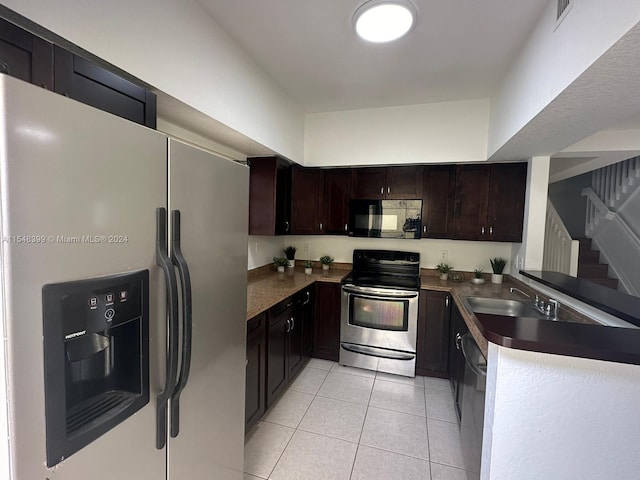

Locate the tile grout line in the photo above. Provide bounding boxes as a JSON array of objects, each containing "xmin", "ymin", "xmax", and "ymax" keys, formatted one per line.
[{"xmin": 263, "ymin": 362, "xmax": 332, "ymax": 479}]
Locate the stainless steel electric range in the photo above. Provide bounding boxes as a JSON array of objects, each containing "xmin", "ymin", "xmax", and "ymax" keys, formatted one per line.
[{"xmin": 339, "ymin": 250, "xmax": 420, "ymax": 377}]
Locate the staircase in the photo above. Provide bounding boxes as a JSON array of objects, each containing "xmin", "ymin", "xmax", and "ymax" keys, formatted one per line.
[{"xmin": 575, "ymin": 237, "xmax": 619, "ymax": 289}]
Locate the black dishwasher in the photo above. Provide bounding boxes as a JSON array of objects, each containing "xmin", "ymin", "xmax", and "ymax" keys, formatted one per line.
[{"xmin": 460, "ymin": 333, "xmax": 486, "ymax": 478}]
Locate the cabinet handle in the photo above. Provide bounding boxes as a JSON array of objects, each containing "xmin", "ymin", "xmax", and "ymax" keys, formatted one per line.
[
  {"xmin": 445, "ymin": 296, "xmax": 449, "ymax": 308},
  {"xmin": 285, "ymin": 318, "xmax": 291, "ymax": 333},
  {"xmin": 0, "ymin": 61, "xmax": 8, "ymax": 74},
  {"xmin": 387, "ymin": 186, "xmax": 390, "ymax": 194},
  {"xmin": 344, "ymin": 223, "xmax": 348, "ymax": 232},
  {"xmin": 481, "ymin": 226, "xmax": 485, "ymax": 235},
  {"xmin": 301, "ymin": 291, "xmax": 311, "ymax": 306},
  {"xmin": 455, "ymin": 333, "xmax": 463, "ymax": 350},
  {"xmin": 423, "ymin": 225, "xmax": 427, "ymax": 234},
  {"xmin": 285, "ymin": 221, "xmax": 290, "ymax": 232},
  {"xmin": 489, "ymin": 226, "xmax": 493, "ymax": 235},
  {"xmin": 320, "ymin": 222, "xmax": 323, "ymax": 230},
  {"xmin": 380, "ymin": 187, "xmax": 384, "ymax": 195}
]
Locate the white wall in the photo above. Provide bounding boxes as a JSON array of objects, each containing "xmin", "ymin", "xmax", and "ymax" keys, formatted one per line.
[
  {"xmin": 283, "ymin": 236, "xmax": 514, "ymax": 273},
  {"xmin": 3, "ymin": 0, "xmax": 304, "ymax": 162},
  {"xmin": 483, "ymin": 343, "xmax": 640, "ymax": 479},
  {"xmin": 514, "ymin": 158, "xmax": 550, "ymax": 273},
  {"xmin": 304, "ymin": 99, "xmax": 490, "ymax": 167},
  {"xmin": 247, "ymin": 236, "xmax": 285, "ymax": 271},
  {"xmin": 488, "ymin": 0, "xmax": 640, "ymax": 157}
]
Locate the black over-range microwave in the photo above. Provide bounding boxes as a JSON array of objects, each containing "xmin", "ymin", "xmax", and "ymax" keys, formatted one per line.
[{"xmin": 348, "ymin": 199, "xmax": 422, "ymax": 239}]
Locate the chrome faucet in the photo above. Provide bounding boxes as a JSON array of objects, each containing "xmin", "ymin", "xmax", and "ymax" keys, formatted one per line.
[
  {"xmin": 509, "ymin": 287, "xmax": 538, "ymax": 304},
  {"xmin": 509, "ymin": 287, "xmax": 559, "ymax": 320}
]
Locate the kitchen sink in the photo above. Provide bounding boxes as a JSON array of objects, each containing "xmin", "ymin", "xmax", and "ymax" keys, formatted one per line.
[{"xmin": 463, "ymin": 296, "xmax": 546, "ymax": 319}]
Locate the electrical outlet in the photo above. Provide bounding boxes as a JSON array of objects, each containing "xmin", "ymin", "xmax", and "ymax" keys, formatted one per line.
[
  {"xmin": 440, "ymin": 250, "xmax": 448, "ymax": 262},
  {"xmin": 303, "ymin": 243, "xmax": 310, "ymax": 254},
  {"xmin": 517, "ymin": 255, "xmax": 524, "ymax": 269}
]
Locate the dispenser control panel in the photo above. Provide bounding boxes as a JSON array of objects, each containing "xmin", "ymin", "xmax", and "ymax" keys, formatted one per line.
[{"xmin": 44, "ymin": 272, "xmax": 145, "ymax": 340}]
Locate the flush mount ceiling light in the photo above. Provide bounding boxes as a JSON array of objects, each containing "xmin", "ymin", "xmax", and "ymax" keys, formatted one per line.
[{"xmin": 353, "ymin": 0, "xmax": 417, "ymax": 43}]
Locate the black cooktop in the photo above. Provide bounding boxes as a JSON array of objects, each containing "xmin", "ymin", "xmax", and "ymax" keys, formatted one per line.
[{"xmin": 343, "ymin": 250, "xmax": 421, "ymax": 291}]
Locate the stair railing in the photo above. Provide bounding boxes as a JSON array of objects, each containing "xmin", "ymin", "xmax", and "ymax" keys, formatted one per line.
[
  {"xmin": 592, "ymin": 156, "xmax": 640, "ymax": 210},
  {"xmin": 543, "ymin": 200, "xmax": 579, "ymax": 276},
  {"xmin": 582, "ymin": 187, "xmax": 640, "ymax": 296}
]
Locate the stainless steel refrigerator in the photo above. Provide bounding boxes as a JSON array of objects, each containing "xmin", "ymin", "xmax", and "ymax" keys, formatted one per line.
[{"xmin": 0, "ymin": 74, "xmax": 248, "ymax": 479}]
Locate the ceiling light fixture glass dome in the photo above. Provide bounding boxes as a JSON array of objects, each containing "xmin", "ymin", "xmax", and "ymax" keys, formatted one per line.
[{"xmin": 353, "ymin": 0, "xmax": 417, "ymax": 43}]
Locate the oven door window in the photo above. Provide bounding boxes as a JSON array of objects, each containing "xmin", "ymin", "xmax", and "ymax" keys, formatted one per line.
[{"xmin": 349, "ymin": 295, "xmax": 408, "ymax": 331}]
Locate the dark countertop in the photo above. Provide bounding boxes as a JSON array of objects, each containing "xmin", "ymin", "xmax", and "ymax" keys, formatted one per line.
[
  {"xmin": 475, "ymin": 313, "xmax": 640, "ymax": 365},
  {"xmin": 521, "ymin": 270, "xmax": 640, "ymax": 327},
  {"xmin": 247, "ymin": 268, "xmax": 640, "ymax": 366}
]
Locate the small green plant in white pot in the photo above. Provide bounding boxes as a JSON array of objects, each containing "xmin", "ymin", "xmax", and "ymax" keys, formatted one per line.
[
  {"xmin": 273, "ymin": 256, "xmax": 289, "ymax": 273},
  {"xmin": 303, "ymin": 260, "xmax": 313, "ymax": 275},
  {"xmin": 436, "ymin": 263, "xmax": 453, "ymax": 281},
  {"xmin": 490, "ymin": 257, "xmax": 507, "ymax": 284},
  {"xmin": 319, "ymin": 255, "xmax": 334, "ymax": 271},
  {"xmin": 471, "ymin": 269, "xmax": 485, "ymax": 285},
  {"xmin": 283, "ymin": 246, "xmax": 297, "ymax": 268}
]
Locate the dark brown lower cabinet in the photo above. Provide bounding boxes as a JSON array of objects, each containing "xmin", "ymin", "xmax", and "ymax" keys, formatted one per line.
[
  {"xmin": 416, "ymin": 290, "xmax": 451, "ymax": 377},
  {"xmin": 245, "ymin": 312, "xmax": 266, "ymax": 433},
  {"xmin": 312, "ymin": 282, "xmax": 342, "ymax": 362},
  {"xmin": 449, "ymin": 305, "xmax": 468, "ymax": 421},
  {"xmin": 266, "ymin": 298, "xmax": 294, "ymax": 407}
]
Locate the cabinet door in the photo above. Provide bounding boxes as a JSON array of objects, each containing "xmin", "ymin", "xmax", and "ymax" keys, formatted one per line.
[
  {"xmin": 449, "ymin": 307, "xmax": 468, "ymax": 421},
  {"xmin": 312, "ymin": 282, "xmax": 341, "ymax": 362},
  {"xmin": 54, "ymin": 46, "xmax": 156, "ymax": 128},
  {"xmin": 416, "ymin": 291, "xmax": 451, "ymax": 376},
  {"xmin": 296, "ymin": 288, "xmax": 315, "ymax": 357},
  {"xmin": 245, "ymin": 314, "xmax": 266, "ymax": 433},
  {"xmin": 275, "ymin": 160, "xmax": 292, "ymax": 235},
  {"xmin": 386, "ymin": 165, "xmax": 423, "ymax": 199},
  {"xmin": 288, "ymin": 306, "xmax": 304, "ymax": 379},
  {"xmin": 351, "ymin": 167, "xmax": 387, "ymax": 199},
  {"xmin": 249, "ymin": 156, "xmax": 291, "ymax": 236},
  {"xmin": 422, "ymin": 166, "xmax": 455, "ymax": 238},
  {"xmin": 486, "ymin": 163, "xmax": 527, "ymax": 242},
  {"xmin": 452, "ymin": 165, "xmax": 490, "ymax": 240},
  {"xmin": 0, "ymin": 18, "xmax": 53, "ymax": 90},
  {"xmin": 291, "ymin": 167, "xmax": 324, "ymax": 234},
  {"xmin": 323, "ymin": 169, "xmax": 351, "ymax": 235},
  {"xmin": 266, "ymin": 305, "xmax": 291, "ymax": 407}
]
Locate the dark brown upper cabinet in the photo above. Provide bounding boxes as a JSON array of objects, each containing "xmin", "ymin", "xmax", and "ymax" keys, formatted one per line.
[
  {"xmin": 421, "ymin": 166, "xmax": 456, "ymax": 238},
  {"xmin": 452, "ymin": 163, "xmax": 527, "ymax": 242},
  {"xmin": 54, "ymin": 46, "xmax": 156, "ymax": 128},
  {"xmin": 486, "ymin": 163, "xmax": 528, "ymax": 242},
  {"xmin": 351, "ymin": 166, "xmax": 423, "ymax": 200},
  {"xmin": 323, "ymin": 169, "xmax": 351, "ymax": 235},
  {"xmin": 0, "ymin": 17, "xmax": 53, "ymax": 90},
  {"xmin": 248, "ymin": 156, "xmax": 292, "ymax": 236},
  {"xmin": 290, "ymin": 167, "xmax": 324, "ymax": 235}
]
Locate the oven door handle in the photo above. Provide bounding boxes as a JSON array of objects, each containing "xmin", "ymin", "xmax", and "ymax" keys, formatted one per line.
[
  {"xmin": 342, "ymin": 286, "xmax": 418, "ymax": 300},
  {"xmin": 340, "ymin": 342, "xmax": 416, "ymax": 360}
]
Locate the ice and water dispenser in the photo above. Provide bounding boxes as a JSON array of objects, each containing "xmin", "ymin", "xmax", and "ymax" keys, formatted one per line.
[{"xmin": 42, "ymin": 270, "xmax": 150, "ymax": 467}]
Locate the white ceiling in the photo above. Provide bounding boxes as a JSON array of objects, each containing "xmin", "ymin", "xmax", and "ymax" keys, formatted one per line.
[{"xmin": 196, "ymin": 0, "xmax": 549, "ymax": 113}]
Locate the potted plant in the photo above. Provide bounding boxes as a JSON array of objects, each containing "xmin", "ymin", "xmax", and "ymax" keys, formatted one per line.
[
  {"xmin": 303, "ymin": 260, "xmax": 313, "ymax": 275},
  {"xmin": 283, "ymin": 246, "xmax": 297, "ymax": 268},
  {"xmin": 436, "ymin": 263, "xmax": 452, "ymax": 280},
  {"xmin": 490, "ymin": 257, "xmax": 507, "ymax": 284},
  {"xmin": 471, "ymin": 269, "xmax": 485, "ymax": 285},
  {"xmin": 319, "ymin": 255, "xmax": 334, "ymax": 271},
  {"xmin": 273, "ymin": 256, "xmax": 289, "ymax": 273}
]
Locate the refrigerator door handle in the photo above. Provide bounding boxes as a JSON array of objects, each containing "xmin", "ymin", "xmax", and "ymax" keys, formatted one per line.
[
  {"xmin": 170, "ymin": 210, "xmax": 193, "ymax": 439},
  {"xmin": 156, "ymin": 207, "xmax": 180, "ymax": 449}
]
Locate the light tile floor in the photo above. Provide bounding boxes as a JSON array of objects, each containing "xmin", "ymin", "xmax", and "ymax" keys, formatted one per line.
[{"xmin": 244, "ymin": 359, "xmax": 477, "ymax": 480}]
